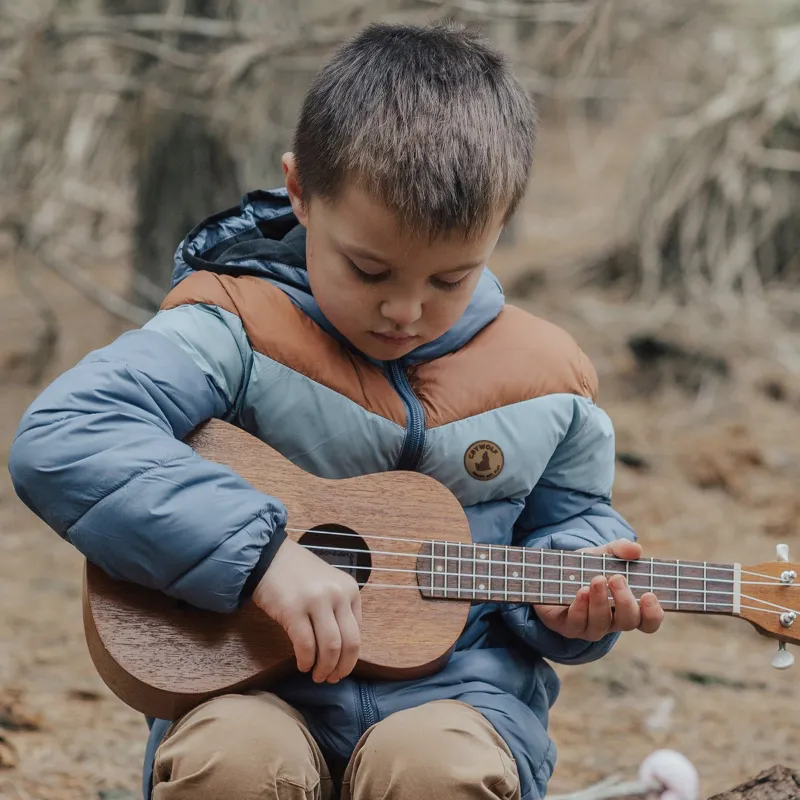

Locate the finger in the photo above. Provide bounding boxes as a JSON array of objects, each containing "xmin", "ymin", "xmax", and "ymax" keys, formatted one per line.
[
  {"xmin": 608, "ymin": 574, "xmax": 640, "ymax": 631},
  {"xmin": 585, "ymin": 576, "xmax": 614, "ymax": 640},
  {"xmin": 285, "ymin": 614, "xmax": 316, "ymax": 674},
  {"xmin": 534, "ymin": 603, "xmax": 570, "ymax": 632},
  {"xmin": 564, "ymin": 587, "xmax": 591, "ymax": 636},
  {"xmin": 351, "ymin": 584, "xmax": 363, "ymax": 630},
  {"xmin": 638, "ymin": 593, "xmax": 665, "ymax": 634},
  {"xmin": 309, "ymin": 605, "xmax": 342, "ymax": 683},
  {"xmin": 328, "ymin": 601, "xmax": 361, "ymax": 683},
  {"xmin": 578, "ymin": 539, "xmax": 642, "ymax": 561},
  {"xmin": 606, "ymin": 539, "xmax": 642, "ymax": 561}
]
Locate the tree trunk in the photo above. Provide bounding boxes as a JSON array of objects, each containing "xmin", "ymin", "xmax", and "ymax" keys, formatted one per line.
[{"xmin": 102, "ymin": 0, "xmax": 242, "ymax": 309}]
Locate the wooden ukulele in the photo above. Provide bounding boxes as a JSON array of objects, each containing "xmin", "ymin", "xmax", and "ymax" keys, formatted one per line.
[{"xmin": 82, "ymin": 420, "xmax": 800, "ymax": 720}]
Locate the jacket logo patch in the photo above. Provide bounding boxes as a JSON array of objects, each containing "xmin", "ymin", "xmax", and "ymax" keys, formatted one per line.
[{"xmin": 464, "ymin": 440, "xmax": 504, "ymax": 481}]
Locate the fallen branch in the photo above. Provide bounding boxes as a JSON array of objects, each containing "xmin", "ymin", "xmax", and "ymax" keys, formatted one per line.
[
  {"xmin": 549, "ymin": 775, "xmax": 660, "ymax": 800},
  {"xmin": 33, "ymin": 248, "xmax": 152, "ymax": 327}
]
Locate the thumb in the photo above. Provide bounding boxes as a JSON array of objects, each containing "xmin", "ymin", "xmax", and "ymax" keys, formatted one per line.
[{"xmin": 577, "ymin": 538, "xmax": 642, "ymax": 560}]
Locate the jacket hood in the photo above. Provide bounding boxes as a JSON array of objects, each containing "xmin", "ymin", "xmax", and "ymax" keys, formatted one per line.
[{"xmin": 173, "ymin": 188, "xmax": 505, "ymax": 364}]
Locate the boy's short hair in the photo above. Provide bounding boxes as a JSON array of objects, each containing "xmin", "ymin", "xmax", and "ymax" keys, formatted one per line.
[{"xmin": 293, "ymin": 20, "xmax": 537, "ymax": 240}]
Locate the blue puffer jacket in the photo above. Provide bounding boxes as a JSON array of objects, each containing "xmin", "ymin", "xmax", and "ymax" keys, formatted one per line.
[{"xmin": 9, "ymin": 188, "xmax": 636, "ymax": 799}]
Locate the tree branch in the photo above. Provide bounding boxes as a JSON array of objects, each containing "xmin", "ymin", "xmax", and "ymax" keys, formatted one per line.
[
  {"xmin": 416, "ymin": 0, "xmax": 591, "ymax": 24},
  {"xmin": 54, "ymin": 14, "xmax": 250, "ymax": 40},
  {"xmin": 108, "ymin": 31, "xmax": 204, "ymax": 69},
  {"xmin": 34, "ymin": 249, "xmax": 152, "ymax": 327},
  {"xmin": 749, "ymin": 146, "xmax": 800, "ymax": 173}
]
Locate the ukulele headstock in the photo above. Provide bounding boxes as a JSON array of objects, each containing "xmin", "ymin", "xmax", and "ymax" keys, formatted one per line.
[{"xmin": 739, "ymin": 544, "xmax": 798, "ymax": 669}]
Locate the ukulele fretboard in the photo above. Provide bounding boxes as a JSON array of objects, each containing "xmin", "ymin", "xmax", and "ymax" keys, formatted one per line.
[{"xmin": 416, "ymin": 541, "xmax": 740, "ymax": 614}]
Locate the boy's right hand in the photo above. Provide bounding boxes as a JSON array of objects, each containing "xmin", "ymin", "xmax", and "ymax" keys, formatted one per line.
[{"xmin": 251, "ymin": 537, "xmax": 362, "ymax": 684}]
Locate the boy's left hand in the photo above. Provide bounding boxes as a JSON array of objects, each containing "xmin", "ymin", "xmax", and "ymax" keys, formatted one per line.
[{"xmin": 533, "ymin": 539, "xmax": 664, "ymax": 641}]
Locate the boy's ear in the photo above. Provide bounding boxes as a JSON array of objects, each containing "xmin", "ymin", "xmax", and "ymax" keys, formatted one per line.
[{"xmin": 282, "ymin": 152, "xmax": 309, "ymax": 226}]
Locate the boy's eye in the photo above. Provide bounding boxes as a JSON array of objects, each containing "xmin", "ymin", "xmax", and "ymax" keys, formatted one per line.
[
  {"xmin": 431, "ymin": 275, "xmax": 467, "ymax": 291},
  {"xmin": 347, "ymin": 260, "xmax": 388, "ymax": 284}
]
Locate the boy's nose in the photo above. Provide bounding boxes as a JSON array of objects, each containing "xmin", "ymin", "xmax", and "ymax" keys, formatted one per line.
[{"xmin": 380, "ymin": 296, "xmax": 422, "ymax": 328}]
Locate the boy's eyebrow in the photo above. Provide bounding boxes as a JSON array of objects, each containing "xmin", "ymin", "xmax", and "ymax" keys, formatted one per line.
[{"xmin": 347, "ymin": 245, "xmax": 484, "ymax": 273}]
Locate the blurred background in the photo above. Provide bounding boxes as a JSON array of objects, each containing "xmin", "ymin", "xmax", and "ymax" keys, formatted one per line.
[{"xmin": 1, "ymin": 1, "xmax": 799, "ymax": 798}]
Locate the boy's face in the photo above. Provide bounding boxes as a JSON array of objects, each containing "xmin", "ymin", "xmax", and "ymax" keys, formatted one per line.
[{"xmin": 283, "ymin": 154, "xmax": 504, "ymax": 361}]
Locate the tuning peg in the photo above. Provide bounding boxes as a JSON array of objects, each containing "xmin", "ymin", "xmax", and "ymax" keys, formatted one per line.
[
  {"xmin": 777, "ymin": 543, "xmax": 789, "ymax": 562},
  {"xmin": 772, "ymin": 641, "xmax": 794, "ymax": 670}
]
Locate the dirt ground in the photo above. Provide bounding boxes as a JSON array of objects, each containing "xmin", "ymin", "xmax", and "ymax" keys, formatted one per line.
[{"xmin": 1, "ymin": 115, "xmax": 799, "ymax": 800}]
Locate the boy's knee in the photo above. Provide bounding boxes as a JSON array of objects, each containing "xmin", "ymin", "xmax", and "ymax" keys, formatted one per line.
[
  {"xmin": 153, "ymin": 692, "xmax": 330, "ymax": 799},
  {"xmin": 345, "ymin": 700, "xmax": 519, "ymax": 799}
]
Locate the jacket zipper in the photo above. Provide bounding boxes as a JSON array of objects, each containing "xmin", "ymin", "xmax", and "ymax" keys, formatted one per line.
[
  {"xmin": 355, "ymin": 682, "xmax": 379, "ymax": 735},
  {"xmin": 352, "ymin": 363, "xmax": 422, "ymax": 737},
  {"xmin": 388, "ymin": 360, "xmax": 426, "ymax": 471}
]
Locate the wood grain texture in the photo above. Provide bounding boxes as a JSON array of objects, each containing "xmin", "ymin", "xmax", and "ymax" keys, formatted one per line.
[{"xmin": 83, "ymin": 419, "xmax": 472, "ymax": 720}]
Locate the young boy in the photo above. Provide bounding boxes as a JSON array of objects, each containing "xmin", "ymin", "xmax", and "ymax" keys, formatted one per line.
[{"xmin": 8, "ymin": 21, "xmax": 663, "ymax": 800}]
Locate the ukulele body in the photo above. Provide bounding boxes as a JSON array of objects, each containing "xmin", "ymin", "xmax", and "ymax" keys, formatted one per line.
[{"xmin": 83, "ymin": 420, "xmax": 473, "ymax": 720}]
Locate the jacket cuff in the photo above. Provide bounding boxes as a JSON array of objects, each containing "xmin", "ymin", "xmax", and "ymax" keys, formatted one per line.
[{"xmin": 238, "ymin": 527, "xmax": 287, "ymax": 605}]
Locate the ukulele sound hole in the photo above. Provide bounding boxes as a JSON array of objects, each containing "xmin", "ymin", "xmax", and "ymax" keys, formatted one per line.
[{"xmin": 299, "ymin": 525, "xmax": 371, "ymax": 588}]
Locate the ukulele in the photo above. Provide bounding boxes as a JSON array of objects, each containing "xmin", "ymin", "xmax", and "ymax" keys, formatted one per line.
[{"xmin": 82, "ymin": 419, "xmax": 800, "ymax": 720}]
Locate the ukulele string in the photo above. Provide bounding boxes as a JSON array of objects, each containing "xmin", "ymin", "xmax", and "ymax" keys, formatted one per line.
[
  {"xmin": 297, "ymin": 541, "xmax": 793, "ymax": 590},
  {"xmin": 298, "ymin": 545, "xmax": 799, "ymax": 616},
  {"xmin": 337, "ymin": 576, "xmax": 791, "ymax": 617},
  {"xmin": 303, "ymin": 544, "xmax": 734, "ymax": 594},
  {"xmin": 285, "ymin": 527, "xmax": 786, "ymax": 584}
]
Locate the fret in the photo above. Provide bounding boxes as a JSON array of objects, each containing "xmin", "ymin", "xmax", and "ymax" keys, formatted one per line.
[
  {"xmin": 457, "ymin": 542, "xmax": 462, "ymax": 600},
  {"xmin": 504, "ymin": 545, "xmax": 509, "ymax": 602},
  {"xmin": 676, "ymin": 558, "xmax": 680, "ymax": 611},
  {"xmin": 429, "ymin": 540, "xmax": 436, "ymax": 597},
  {"xmin": 541, "ymin": 550, "xmax": 561, "ymax": 604},
  {"xmin": 507, "ymin": 547, "xmax": 524, "ymax": 602},
  {"xmin": 522, "ymin": 548, "xmax": 528, "ymax": 602},
  {"xmin": 561, "ymin": 552, "xmax": 583, "ymax": 601},
  {"xmin": 464, "ymin": 543, "xmax": 475, "ymax": 600},
  {"xmin": 489, "ymin": 544, "xmax": 506, "ymax": 602},
  {"xmin": 468, "ymin": 544, "xmax": 478, "ymax": 600},
  {"xmin": 439, "ymin": 541, "xmax": 447, "ymax": 598},
  {"xmin": 559, "ymin": 550, "xmax": 565, "ymax": 604},
  {"xmin": 705, "ymin": 562, "xmax": 736, "ymax": 614},
  {"xmin": 580, "ymin": 551, "xmax": 585, "ymax": 591},
  {"xmin": 486, "ymin": 545, "xmax": 493, "ymax": 600},
  {"xmin": 475, "ymin": 544, "xmax": 490, "ymax": 602},
  {"xmin": 650, "ymin": 557, "xmax": 654, "ymax": 596},
  {"xmin": 431, "ymin": 541, "xmax": 441, "ymax": 598},
  {"xmin": 657, "ymin": 559, "xmax": 678, "ymax": 609},
  {"xmin": 702, "ymin": 561, "xmax": 707, "ymax": 612},
  {"xmin": 444, "ymin": 541, "xmax": 450, "ymax": 599}
]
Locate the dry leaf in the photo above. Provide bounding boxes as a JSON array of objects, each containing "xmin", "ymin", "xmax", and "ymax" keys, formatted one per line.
[{"xmin": 0, "ymin": 735, "xmax": 18, "ymax": 769}]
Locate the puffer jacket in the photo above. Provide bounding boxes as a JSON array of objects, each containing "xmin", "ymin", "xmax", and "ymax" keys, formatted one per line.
[{"xmin": 9, "ymin": 188, "xmax": 636, "ymax": 800}]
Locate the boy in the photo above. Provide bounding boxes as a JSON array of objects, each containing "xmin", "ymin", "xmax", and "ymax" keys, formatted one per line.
[{"xmin": 8, "ymin": 21, "xmax": 663, "ymax": 800}]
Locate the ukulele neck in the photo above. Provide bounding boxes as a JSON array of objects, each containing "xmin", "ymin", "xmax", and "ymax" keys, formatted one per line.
[{"xmin": 417, "ymin": 542, "xmax": 741, "ymax": 615}]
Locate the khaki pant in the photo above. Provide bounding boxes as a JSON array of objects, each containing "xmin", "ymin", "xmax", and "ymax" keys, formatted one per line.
[{"xmin": 152, "ymin": 692, "xmax": 520, "ymax": 799}]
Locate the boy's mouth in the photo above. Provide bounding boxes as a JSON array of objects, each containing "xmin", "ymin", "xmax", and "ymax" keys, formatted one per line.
[{"xmin": 370, "ymin": 331, "xmax": 419, "ymax": 346}]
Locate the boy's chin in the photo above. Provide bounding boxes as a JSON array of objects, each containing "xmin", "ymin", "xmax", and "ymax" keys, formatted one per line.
[{"xmin": 354, "ymin": 331, "xmax": 426, "ymax": 361}]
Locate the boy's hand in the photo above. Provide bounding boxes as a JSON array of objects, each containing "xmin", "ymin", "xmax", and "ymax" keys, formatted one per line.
[
  {"xmin": 251, "ymin": 538, "xmax": 362, "ymax": 684},
  {"xmin": 533, "ymin": 539, "xmax": 664, "ymax": 641}
]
